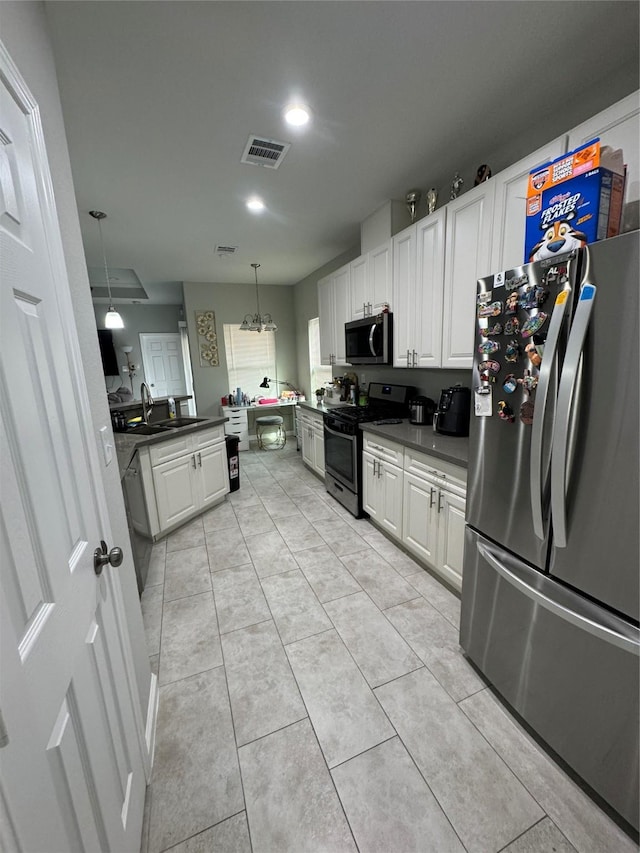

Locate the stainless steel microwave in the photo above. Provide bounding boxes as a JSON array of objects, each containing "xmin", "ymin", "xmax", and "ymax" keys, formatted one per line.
[{"xmin": 345, "ymin": 312, "xmax": 393, "ymax": 364}]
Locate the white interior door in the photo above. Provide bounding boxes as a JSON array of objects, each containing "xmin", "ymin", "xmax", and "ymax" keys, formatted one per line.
[
  {"xmin": 0, "ymin": 43, "xmax": 146, "ymax": 852},
  {"xmin": 140, "ymin": 332, "xmax": 188, "ymax": 399}
]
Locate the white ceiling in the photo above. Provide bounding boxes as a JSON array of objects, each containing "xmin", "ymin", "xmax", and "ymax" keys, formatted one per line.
[{"xmin": 45, "ymin": 1, "xmax": 639, "ymax": 302}]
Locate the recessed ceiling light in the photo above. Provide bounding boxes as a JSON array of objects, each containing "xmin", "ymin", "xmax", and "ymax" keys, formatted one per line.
[
  {"xmin": 284, "ymin": 103, "xmax": 311, "ymax": 127},
  {"xmin": 246, "ymin": 196, "xmax": 265, "ymax": 213}
]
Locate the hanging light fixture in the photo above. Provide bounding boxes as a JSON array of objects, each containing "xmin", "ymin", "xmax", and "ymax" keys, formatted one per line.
[
  {"xmin": 239, "ymin": 263, "xmax": 277, "ymax": 332},
  {"xmin": 89, "ymin": 209, "xmax": 124, "ymax": 329}
]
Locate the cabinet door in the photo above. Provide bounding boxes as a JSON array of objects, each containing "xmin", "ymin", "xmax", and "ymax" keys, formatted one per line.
[
  {"xmin": 333, "ymin": 265, "xmax": 351, "ymax": 364},
  {"xmin": 379, "ymin": 461, "xmax": 403, "ymax": 539},
  {"xmin": 318, "ymin": 274, "xmax": 335, "ymax": 365},
  {"xmin": 197, "ymin": 442, "xmax": 229, "ymax": 508},
  {"xmin": 370, "ymin": 239, "xmax": 392, "ymax": 312},
  {"xmin": 436, "ymin": 489, "xmax": 466, "ymax": 591},
  {"xmin": 567, "ymin": 91, "xmax": 640, "ymax": 233},
  {"xmin": 153, "ymin": 454, "xmax": 198, "ymax": 531},
  {"xmin": 301, "ymin": 423, "xmax": 314, "ymax": 468},
  {"xmin": 312, "ymin": 422, "xmax": 325, "ymax": 477},
  {"xmin": 415, "ymin": 210, "xmax": 446, "ymax": 368},
  {"xmin": 402, "ymin": 471, "xmax": 438, "ymax": 565},
  {"xmin": 392, "ymin": 224, "xmax": 415, "ymax": 368},
  {"xmin": 490, "ymin": 136, "xmax": 567, "ymax": 273},
  {"xmin": 350, "ymin": 255, "xmax": 369, "ymax": 321},
  {"xmin": 362, "ymin": 450, "xmax": 381, "ymax": 520},
  {"xmin": 442, "ymin": 180, "xmax": 496, "ymax": 369}
]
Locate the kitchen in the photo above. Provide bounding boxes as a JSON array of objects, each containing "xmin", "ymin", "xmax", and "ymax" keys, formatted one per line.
[{"xmin": 1, "ymin": 1, "xmax": 640, "ymax": 852}]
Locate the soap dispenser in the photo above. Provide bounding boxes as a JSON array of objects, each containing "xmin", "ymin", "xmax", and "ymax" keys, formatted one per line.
[{"xmin": 168, "ymin": 397, "xmax": 177, "ymax": 419}]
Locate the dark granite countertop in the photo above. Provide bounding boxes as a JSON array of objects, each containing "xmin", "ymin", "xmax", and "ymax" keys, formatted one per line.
[
  {"xmin": 297, "ymin": 399, "xmax": 348, "ymax": 415},
  {"xmin": 360, "ymin": 420, "xmax": 468, "ymax": 469},
  {"xmin": 114, "ymin": 415, "xmax": 227, "ymax": 478}
]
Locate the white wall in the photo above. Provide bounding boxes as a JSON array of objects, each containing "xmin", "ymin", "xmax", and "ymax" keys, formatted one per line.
[{"xmin": 1, "ymin": 1, "xmax": 151, "ymax": 718}]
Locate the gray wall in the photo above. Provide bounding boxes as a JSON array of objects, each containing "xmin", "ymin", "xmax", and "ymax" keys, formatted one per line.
[
  {"xmin": 183, "ymin": 281, "xmax": 298, "ymax": 417},
  {"xmin": 2, "ymin": 1, "xmax": 150, "ymax": 717},
  {"xmin": 93, "ymin": 302, "xmax": 184, "ymax": 397}
]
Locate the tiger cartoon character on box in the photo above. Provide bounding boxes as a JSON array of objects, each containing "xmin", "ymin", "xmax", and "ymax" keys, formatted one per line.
[{"xmin": 524, "ymin": 139, "xmax": 625, "ymax": 263}]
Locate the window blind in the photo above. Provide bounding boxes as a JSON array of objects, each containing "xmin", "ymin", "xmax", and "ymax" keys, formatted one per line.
[{"xmin": 223, "ymin": 324, "xmax": 277, "ymax": 399}]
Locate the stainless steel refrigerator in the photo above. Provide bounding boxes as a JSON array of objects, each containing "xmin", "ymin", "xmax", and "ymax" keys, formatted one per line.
[{"xmin": 460, "ymin": 230, "xmax": 639, "ymax": 831}]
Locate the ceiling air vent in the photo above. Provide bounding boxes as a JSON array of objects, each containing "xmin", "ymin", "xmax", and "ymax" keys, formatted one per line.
[
  {"xmin": 241, "ymin": 135, "xmax": 291, "ymax": 169},
  {"xmin": 215, "ymin": 245, "xmax": 238, "ymax": 257}
]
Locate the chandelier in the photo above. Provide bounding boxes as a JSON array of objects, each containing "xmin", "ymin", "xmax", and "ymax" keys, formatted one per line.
[{"xmin": 239, "ymin": 263, "xmax": 277, "ymax": 332}]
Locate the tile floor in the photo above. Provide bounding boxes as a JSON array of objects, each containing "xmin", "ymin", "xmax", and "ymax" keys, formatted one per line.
[{"xmin": 139, "ymin": 444, "xmax": 635, "ymax": 853}]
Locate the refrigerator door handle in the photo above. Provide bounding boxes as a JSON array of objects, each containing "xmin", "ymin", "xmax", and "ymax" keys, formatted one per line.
[
  {"xmin": 551, "ymin": 282, "xmax": 597, "ymax": 548},
  {"xmin": 477, "ymin": 540, "xmax": 639, "ymax": 656},
  {"xmin": 530, "ymin": 287, "xmax": 571, "ymax": 539}
]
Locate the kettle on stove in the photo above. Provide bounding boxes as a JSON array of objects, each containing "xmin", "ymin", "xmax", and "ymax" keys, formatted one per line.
[
  {"xmin": 409, "ymin": 396, "xmax": 435, "ymax": 425},
  {"xmin": 434, "ymin": 386, "xmax": 471, "ymax": 436}
]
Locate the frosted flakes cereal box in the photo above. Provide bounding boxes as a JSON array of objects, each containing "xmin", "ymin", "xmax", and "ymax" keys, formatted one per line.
[{"xmin": 525, "ymin": 139, "xmax": 626, "ymax": 263}]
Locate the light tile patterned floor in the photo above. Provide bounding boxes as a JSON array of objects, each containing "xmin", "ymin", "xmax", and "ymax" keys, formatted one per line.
[{"xmin": 140, "ymin": 445, "xmax": 635, "ymax": 853}]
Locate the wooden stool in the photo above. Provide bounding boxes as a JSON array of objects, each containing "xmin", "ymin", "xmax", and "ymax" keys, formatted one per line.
[{"xmin": 255, "ymin": 415, "xmax": 286, "ymax": 450}]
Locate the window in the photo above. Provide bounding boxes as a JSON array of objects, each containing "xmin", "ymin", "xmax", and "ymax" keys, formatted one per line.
[
  {"xmin": 223, "ymin": 324, "xmax": 277, "ymax": 400},
  {"xmin": 308, "ymin": 317, "xmax": 332, "ymax": 394}
]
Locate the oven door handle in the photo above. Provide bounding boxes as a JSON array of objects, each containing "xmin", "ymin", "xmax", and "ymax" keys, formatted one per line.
[{"xmin": 324, "ymin": 422, "xmax": 355, "ymax": 440}]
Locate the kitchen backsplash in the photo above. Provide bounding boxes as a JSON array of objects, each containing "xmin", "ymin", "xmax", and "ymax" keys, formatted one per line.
[{"xmin": 331, "ymin": 366, "xmax": 471, "ymax": 402}]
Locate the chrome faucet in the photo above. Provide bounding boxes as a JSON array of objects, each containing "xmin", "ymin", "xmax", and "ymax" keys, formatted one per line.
[{"xmin": 141, "ymin": 382, "xmax": 154, "ymax": 424}]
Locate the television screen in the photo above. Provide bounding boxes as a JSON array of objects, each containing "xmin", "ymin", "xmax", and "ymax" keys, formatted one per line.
[{"xmin": 97, "ymin": 329, "xmax": 119, "ymax": 376}]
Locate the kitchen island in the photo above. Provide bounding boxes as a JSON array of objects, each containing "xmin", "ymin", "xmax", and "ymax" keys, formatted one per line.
[{"xmin": 116, "ymin": 417, "xmax": 230, "ymax": 590}]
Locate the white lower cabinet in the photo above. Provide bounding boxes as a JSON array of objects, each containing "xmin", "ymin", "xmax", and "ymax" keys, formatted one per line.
[
  {"xmin": 138, "ymin": 425, "xmax": 229, "ymax": 539},
  {"xmin": 362, "ymin": 434, "xmax": 404, "ymax": 539},
  {"xmin": 299, "ymin": 409, "xmax": 325, "ymax": 477},
  {"xmin": 402, "ymin": 448, "xmax": 467, "ymax": 591},
  {"xmin": 221, "ymin": 406, "xmax": 249, "ymax": 451}
]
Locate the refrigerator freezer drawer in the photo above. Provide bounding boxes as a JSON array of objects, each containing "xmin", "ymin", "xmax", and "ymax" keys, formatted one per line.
[{"xmin": 460, "ymin": 527, "xmax": 639, "ymax": 830}]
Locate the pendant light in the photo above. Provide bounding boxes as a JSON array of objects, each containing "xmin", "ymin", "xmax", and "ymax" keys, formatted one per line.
[
  {"xmin": 89, "ymin": 210, "xmax": 124, "ymax": 329},
  {"xmin": 239, "ymin": 263, "xmax": 277, "ymax": 333}
]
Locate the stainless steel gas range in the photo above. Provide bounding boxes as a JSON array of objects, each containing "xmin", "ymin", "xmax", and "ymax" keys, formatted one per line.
[{"xmin": 323, "ymin": 382, "xmax": 414, "ymax": 517}]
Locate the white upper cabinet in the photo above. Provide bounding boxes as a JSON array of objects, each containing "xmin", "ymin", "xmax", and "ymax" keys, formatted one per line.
[
  {"xmin": 369, "ymin": 239, "xmax": 392, "ymax": 313},
  {"xmin": 442, "ymin": 179, "xmax": 495, "ymax": 369},
  {"xmin": 349, "ymin": 254, "xmax": 369, "ymax": 321},
  {"xmin": 318, "ymin": 264, "xmax": 350, "ymax": 365},
  {"xmin": 349, "ymin": 240, "xmax": 392, "ymax": 320},
  {"xmin": 490, "ymin": 135, "xmax": 567, "ymax": 274},
  {"xmin": 567, "ymin": 91, "xmax": 640, "ymax": 233},
  {"xmin": 392, "ymin": 210, "xmax": 445, "ymax": 368}
]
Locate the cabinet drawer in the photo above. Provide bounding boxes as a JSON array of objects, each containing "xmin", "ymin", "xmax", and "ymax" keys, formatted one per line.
[
  {"xmin": 149, "ymin": 434, "xmax": 192, "ymax": 466},
  {"xmin": 192, "ymin": 425, "xmax": 225, "ymax": 450},
  {"xmin": 404, "ymin": 447, "xmax": 467, "ymax": 489},
  {"xmin": 362, "ymin": 432, "xmax": 404, "ymax": 466}
]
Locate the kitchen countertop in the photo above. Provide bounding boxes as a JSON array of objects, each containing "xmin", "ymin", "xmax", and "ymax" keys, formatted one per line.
[
  {"xmin": 297, "ymin": 398, "xmax": 346, "ymax": 415},
  {"xmin": 114, "ymin": 415, "xmax": 227, "ymax": 478},
  {"xmin": 360, "ymin": 420, "xmax": 469, "ymax": 469}
]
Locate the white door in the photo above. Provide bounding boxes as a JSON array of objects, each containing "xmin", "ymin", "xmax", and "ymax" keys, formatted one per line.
[
  {"xmin": 369, "ymin": 239, "xmax": 392, "ymax": 312},
  {"xmin": 317, "ymin": 274, "xmax": 335, "ymax": 365},
  {"xmin": 198, "ymin": 442, "xmax": 230, "ymax": 508},
  {"xmin": 379, "ymin": 462, "xmax": 403, "ymax": 539},
  {"xmin": 140, "ymin": 332, "xmax": 188, "ymax": 398},
  {"xmin": 0, "ymin": 44, "xmax": 146, "ymax": 851},
  {"xmin": 436, "ymin": 489, "xmax": 466, "ymax": 591},
  {"xmin": 392, "ymin": 224, "xmax": 415, "ymax": 368},
  {"xmin": 402, "ymin": 472, "xmax": 438, "ymax": 565},
  {"xmin": 349, "ymin": 254, "xmax": 369, "ymax": 320},
  {"xmin": 415, "ymin": 210, "xmax": 446, "ymax": 368},
  {"xmin": 333, "ymin": 265, "xmax": 351, "ymax": 365}
]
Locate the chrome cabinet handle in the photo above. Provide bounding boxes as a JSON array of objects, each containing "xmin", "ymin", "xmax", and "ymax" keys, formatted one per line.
[
  {"xmin": 438, "ymin": 492, "xmax": 444, "ymax": 513},
  {"xmin": 192, "ymin": 454, "xmax": 197, "ymax": 469},
  {"xmin": 407, "ymin": 349, "xmax": 411, "ymax": 366},
  {"xmin": 197, "ymin": 452, "xmax": 202, "ymax": 467},
  {"xmin": 429, "ymin": 487, "xmax": 436, "ymax": 508},
  {"xmin": 94, "ymin": 540, "xmax": 124, "ymax": 576}
]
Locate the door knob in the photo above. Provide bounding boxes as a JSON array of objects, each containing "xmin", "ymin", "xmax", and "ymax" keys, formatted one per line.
[{"xmin": 94, "ymin": 540, "xmax": 124, "ymax": 576}]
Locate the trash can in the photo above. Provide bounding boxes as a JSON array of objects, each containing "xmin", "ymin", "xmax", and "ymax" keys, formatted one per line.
[{"xmin": 225, "ymin": 435, "xmax": 240, "ymax": 492}]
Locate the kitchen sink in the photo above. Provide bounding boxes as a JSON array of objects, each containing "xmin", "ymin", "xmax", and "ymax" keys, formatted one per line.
[
  {"xmin": 128, "ymin": 424, "xmax": 173, "ymax": 435},
  {"xmin": 157, "ymin": 417, "xmax": 208, "ymax": 428}
]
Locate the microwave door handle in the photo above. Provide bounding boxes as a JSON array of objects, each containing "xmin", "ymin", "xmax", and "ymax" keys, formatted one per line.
[
  {"xmin": 530, "ymin": 287, "xmax": 571, "ymax": 539},
  {"xmin": 368, "ymin": 322, "xmax": 378, "ymax": 357},
  {"xmin": 551, "ymin": 282, "xmax": 596, "ymax": 548}
]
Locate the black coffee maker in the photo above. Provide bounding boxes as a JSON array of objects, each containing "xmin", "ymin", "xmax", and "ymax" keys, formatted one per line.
[{"xmin": 434, "ymin": 386, "xmax": 471, "ymax": 436}]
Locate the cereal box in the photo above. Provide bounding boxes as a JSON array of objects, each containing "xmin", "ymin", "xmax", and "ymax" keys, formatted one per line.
[{"xmin": 524, "ymin": 139, "xmax": 626, "ymax": 263}]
